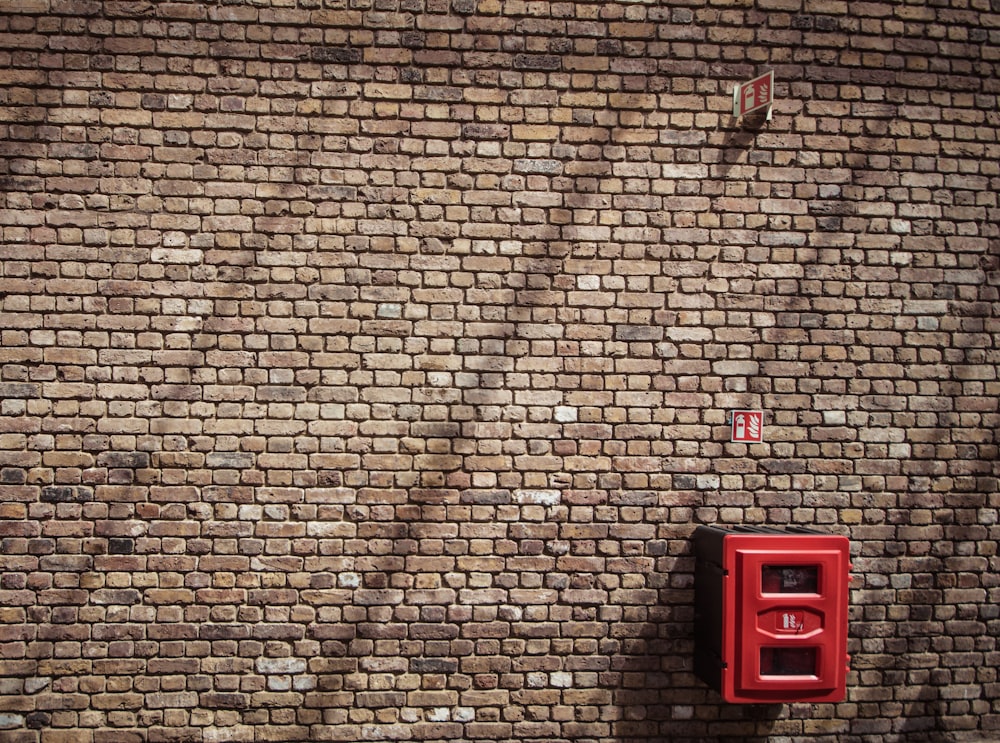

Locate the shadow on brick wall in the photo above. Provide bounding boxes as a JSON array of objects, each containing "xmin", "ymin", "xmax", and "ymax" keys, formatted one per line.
[{"xmin": 609, "ymin": 542, "xmax": 782, "ymax": 743}]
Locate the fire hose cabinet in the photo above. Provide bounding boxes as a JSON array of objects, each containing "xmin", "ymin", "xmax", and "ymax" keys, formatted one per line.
[{"xmin": 693, "ymin": 525, "xmax": 851, "ymax": 704}]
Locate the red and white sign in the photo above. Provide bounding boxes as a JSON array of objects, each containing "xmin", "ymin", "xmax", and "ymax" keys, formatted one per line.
[
  {"xmin": 733, "ymin": 70, "xmax": 774, "ymax": 117},
  {"xmin": 731, "ymin": 410, "xmax": 764, "ymax": 443}
]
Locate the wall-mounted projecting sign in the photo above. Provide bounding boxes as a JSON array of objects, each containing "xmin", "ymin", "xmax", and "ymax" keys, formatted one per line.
[
  {"xmin": 733, "ymin": 70, "xmax": 773, "ymax": 119},
  {"xmin": 730, "ymin": 410, "xmax": 764, "ymax": 444}
]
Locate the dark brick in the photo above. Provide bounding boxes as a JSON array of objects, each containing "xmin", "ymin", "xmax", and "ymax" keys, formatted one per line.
[
  {"xmin": 40, "ymin": 486, "xmax": 94, "ymax": 503},
  {"xmin": 310, "ymin": 46, "xmax": 362, "ymax": 63},
  {"xmin": 513, "ymin": 54, "xmax": 561, "ymax": 71}
]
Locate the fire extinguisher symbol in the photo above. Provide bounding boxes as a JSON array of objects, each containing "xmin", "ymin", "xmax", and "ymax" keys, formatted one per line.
[
  {"xmin": 731, "ymin": 411, "xmax": 764, "ymax": 443},
  {"xmin": 781, "ymin": 612, "xmax": 802, "ymax": 631}
]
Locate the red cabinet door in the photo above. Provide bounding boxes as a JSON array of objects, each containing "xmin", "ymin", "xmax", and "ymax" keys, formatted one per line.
[{"xmin": 721, "ymin": 535, "xmax": 850, "ymax": 703}]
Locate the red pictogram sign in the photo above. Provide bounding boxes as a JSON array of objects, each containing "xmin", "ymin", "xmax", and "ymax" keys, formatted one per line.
[
  {"xmin": 731, "ymin": 410, "xmax": 764, "ymax": 443},
  {"xmin": 733, "ymin": 70, "xmax": 774, "ymax": 118}
]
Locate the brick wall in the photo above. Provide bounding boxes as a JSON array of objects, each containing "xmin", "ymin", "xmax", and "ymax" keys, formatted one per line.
[{"xmin": 0, "ymin": 1, "xmax": 998, "ymax": 741}]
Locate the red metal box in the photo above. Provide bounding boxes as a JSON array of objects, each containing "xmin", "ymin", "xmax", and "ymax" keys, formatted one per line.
[{"xmin": 693, "ymin": 525, "xmax": 851, "ymax": 703}]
